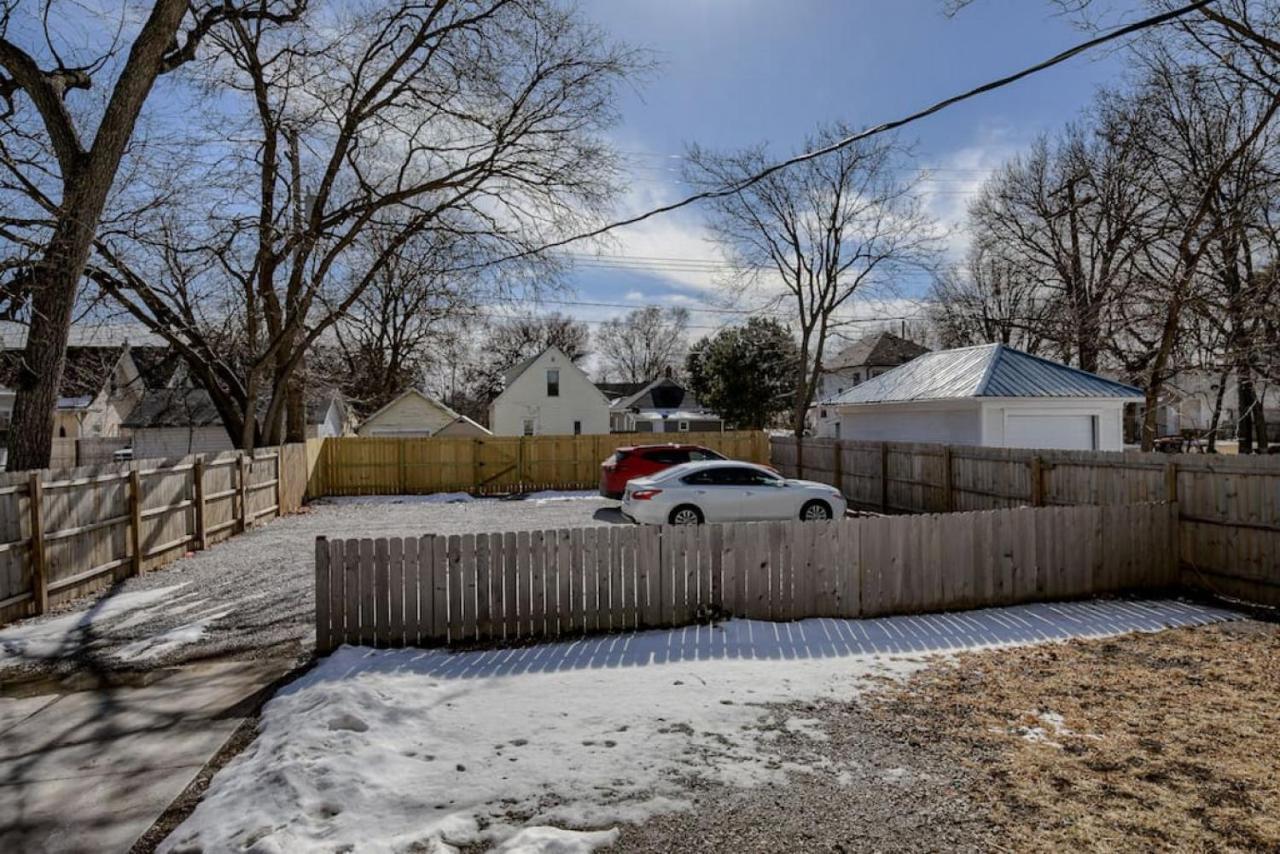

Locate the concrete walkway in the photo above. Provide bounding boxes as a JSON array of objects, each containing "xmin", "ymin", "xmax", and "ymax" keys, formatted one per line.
[{"xmin": 0, "ymin": 659, "xmax": 289, "ymax": 853}]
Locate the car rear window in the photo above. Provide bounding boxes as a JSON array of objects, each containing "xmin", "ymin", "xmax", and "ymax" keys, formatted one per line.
[
  {"xmin": 688, "ymin": 449, "xmax": 724, "ymax": 461},
  {"xmin": 644, "ymin": 448, "xmax": 690, "ymax": 465}
]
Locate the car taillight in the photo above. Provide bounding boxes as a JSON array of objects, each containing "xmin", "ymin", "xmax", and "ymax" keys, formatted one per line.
[{"xmin": 630, "ymin": 488, "xmax": 662, "ymax": 500}]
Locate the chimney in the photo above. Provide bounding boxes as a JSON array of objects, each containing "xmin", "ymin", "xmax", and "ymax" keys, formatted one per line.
[{"xmin": 664, "ymin": 365, "xmax": 673, "ymax": 379}]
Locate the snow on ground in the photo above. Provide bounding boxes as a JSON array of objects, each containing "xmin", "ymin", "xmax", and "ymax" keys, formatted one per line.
[
  {"xmin": 314, "ymin": 493, "xmax": 476, "ymax": 506},
  {"xmin": 114, "ymin": 606, "xmax": 235, "ymax": 662},
  {"xmin": 162, "ymin": 599, "xmax": 1234, "ymax": 854},
  {"xmin": 521, "ymin": 490, "xmax": 600, "ymax": 504},
  {"xmin": 0, "ymin": 585, "xmax": 185, "ymax": 667}
]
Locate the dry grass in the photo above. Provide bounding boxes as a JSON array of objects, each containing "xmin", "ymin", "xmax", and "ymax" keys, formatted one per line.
[{"xmin": 874, "ymin": 620, "xmax": 1280, "ymax": 851}]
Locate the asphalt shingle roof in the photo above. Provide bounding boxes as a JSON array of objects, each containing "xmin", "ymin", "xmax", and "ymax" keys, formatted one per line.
[
  {"xmin": 826, "ymin": 344, "xmax": 1144, "ymax": 405},
  {"xmin": 827, "ymin": 331, "xmax": 929, "ymax": 371}
]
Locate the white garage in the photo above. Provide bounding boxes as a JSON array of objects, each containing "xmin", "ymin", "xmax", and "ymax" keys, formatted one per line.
[{"xmin": 815, "ymin": 343, "xmax": 1143, "ymax": 452}]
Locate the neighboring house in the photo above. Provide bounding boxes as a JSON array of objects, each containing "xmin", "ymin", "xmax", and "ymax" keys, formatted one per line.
[
  {"xmin": 124, "ymin": 387, "xmax": 349, "ymax": 457},
  {"xmin": 815, "ymin": 343, "xmax": 1143, "ymax": 451},
  {"xmin": 0, "ymin": 345, "xmax": 146, "ymax": 441},
  {"xmin": 489, "ymin": 347, "xmax": 610, "ymax": 436},
  {"xmin": 595, "ymin": 381, "xmax": 647, "ymax": 405},
  {"xmin": 356, "ymin": 388, "xmax": 462, "ymax": 437},
  {"xmin": 435, "ymin": 414, "xmax": 492, "ymax": 437},
  {"xmin": 122, "ymin": 387, "xmax": 233, "ymax": 458},
  {"xmin": 608, "ymin": 377, "xmax": 722, "ymax": 433},
  {"xmin": 1133, "ymin": 369, "xmax": 1280, "ymax": 442},
  {"xmin": 817, "ymin": 331, "xmax": 929, "ymax": 402}
]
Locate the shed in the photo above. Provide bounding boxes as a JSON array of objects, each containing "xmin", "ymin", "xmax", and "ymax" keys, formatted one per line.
[
  {"xmin": 356, "ymin": 388, "xmax": 460, "ymax": 438},
  {"xmin": 815, "ymin": 343, "xmax": 1144, "ymax": 451}
]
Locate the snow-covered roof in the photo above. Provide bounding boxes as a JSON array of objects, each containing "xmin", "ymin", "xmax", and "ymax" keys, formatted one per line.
[{"xmin": 826, "ymin": 343, "xmax": 1144, "ymax": 405}]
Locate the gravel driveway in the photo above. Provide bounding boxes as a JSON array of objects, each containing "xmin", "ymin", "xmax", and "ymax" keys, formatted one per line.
[{"xmin": 0, "ymin": 492, "xmax": 622, "ymax": 682}]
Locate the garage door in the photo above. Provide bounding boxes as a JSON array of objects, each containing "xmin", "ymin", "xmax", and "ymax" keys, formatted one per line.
[{"xmin": 1004, "ymin": 414, "xmax": 1096, "ymax": 450}]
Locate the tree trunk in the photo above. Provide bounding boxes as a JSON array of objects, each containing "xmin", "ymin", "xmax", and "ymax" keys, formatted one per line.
[
  {"xmin": 1236, "ymin": 367, "xmax": 1257, "ymax": 454},
  {"xmin": 6, "ymin": 209, "xmax": 95, "ymax": 470},
  {"xmin": 1206, "ymin": 366, "xmax": 1229, "ymax": 453}
]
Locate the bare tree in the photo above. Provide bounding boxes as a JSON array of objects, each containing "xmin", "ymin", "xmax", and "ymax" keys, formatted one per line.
[
  {"xmin": 685, "ymin": 123, "xmax": 938, "ymax": 436},
  {"xmin": 0, "ymin": 0, "xmax": 302, "ymax": 469},
  {"xmin": 595, "ymin": 306, "xmax": 689, "ymax": 383},
  {"xmin": 926, "ymin": 240, "xmax": 1052, "ymax": 353},
  {"xmin": 87, "ymin": 0, "xmax": 641, "ymax": 450},
  {"xmin": 318, "ymin": 226, "xmax": 487, "ymax": 419}
]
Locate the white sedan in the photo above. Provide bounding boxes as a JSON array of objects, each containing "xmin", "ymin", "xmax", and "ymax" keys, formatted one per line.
[{"xmin": 620, "ymin": 460, "xmax": 847, "ymax": 526}]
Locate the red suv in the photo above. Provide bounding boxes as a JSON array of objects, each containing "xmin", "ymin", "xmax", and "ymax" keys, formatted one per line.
[{"xmin": 599, "ymin": 444, "xmax": 727, "ymax": 499}]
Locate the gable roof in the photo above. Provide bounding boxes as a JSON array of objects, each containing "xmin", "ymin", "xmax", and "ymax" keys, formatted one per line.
[
  {"xmin": 128, "ymin": 345, "xmax": 184, "ymax": 390},
  {"xmin": 359, "ymin": 388, "xmax": 459, "ymax": 427},
  {"xmin": 827, "ymin": 343, "xmax": 1144, "ymax": 405},
  {"xmin": 612, "ymin": 377, "xmax": 708, "ymax": 413},
  {"xmin": 0, "ymin": 345, "xmax": 128, "ymax": 401},
  {"xmin": 827, "ymin": 331, "xmax": 929, "ymax": 372},
  {"xmin": 492, "ymin": 346, "xmax": 610, "ymax": 407}
]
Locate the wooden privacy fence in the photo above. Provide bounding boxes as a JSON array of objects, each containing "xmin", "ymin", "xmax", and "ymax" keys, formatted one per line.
[
  {"xmin": 0, "ymin": 443, "xmax": 309, "ymax": 625},
  {"xmin": 771, "ymin": 436, "xmax": 1280, "ymax": 607},
  {"xmin": 308, "ymin": 430, "xmax": 769, "ymax": 497},
  {"xmin": 314, "ymin": 501, "xmax": 1177, "ymax": 651}
]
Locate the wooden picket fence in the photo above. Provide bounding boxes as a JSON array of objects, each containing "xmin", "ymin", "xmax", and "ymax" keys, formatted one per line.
[
  {"xmin": 773, "ymin": 436, "xmax": 1280, "ymax": 607},
  {"xmin": 0, "ymin": 443, "xmax": 309, "ymax": 625},
  {"xmin": 314, "ymin": 501, "xmax": 1177, "ymax": 651},
  {"xmin": 307, "ymin": 431, "xmax": 769, "ymax": 497}
]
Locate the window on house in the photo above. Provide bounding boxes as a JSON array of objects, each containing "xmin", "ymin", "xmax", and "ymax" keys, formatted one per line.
[
  {"xmin": 678, "ymin": 420, "xmax": 690, "ymax": 432},
  {"xmin": 546, "ymin": 369, "xmax": 560, "ymax": 397},
  {"xmin": 522, "ymin": 418, "xmax": 535, "ymax": 436},
  {"xmin": 573, "ymin": 420, "xmax": 582, "ymax": 435}
]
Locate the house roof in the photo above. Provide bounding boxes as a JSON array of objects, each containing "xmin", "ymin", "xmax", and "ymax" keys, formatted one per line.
[
  {"xmin": 124, "ymin": 387, "xmax": 339, "ymax": 429},
  {"xmin": 501, "ymin": 350, "xmax": 545, "ymax": 386},
  {"xmin": 827, "ymin": 331, "xmax": 929, "ymax": 372},
  {"xmin": 128, "ymin": 345, "xmax": 183, "ymax": 390},
  {"xmin": 358, "ymin": 388, "xmax": 458, "ymax": 427},
  {"xmin": 0, "ymin": 345, "xmax": 126, "ymax": 402},
  {"xmin": 612, "ymin": 377, "xmax": 711, "ymax": 414},
  {"xmin": 596, "ymin": 381, "xmax": 648, "ymax": 401},
  {"xmin": 826, "ymin": 344, "xmax": 1145, "ymax": 405},
  {"xmin": 123, "ymin": 387, "xmax": 224, "ymax": 428}
]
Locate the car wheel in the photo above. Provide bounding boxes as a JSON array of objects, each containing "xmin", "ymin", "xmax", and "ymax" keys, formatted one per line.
[
  {"xmin": 800, "ymin": 500, "xmax": 832, "ymax": 521},
  {"xmin": 669, "ymin": 505, "xmax": 704, "ymax": 526}
]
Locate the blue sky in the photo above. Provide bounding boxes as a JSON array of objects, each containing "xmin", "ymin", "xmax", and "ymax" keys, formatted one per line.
[{"xmin": 551, "ymin": 0, "xmax": 1133, "ymax": 337}]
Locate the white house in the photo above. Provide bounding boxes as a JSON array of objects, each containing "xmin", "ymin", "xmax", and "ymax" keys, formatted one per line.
[
  {"xmin": 815, "ymin": 343, "xmax": 1144, "ymax": 451},
  {"xmin": 356, "ymin": 388, "xmax": 463, "ymax": 437},
  {"xmin": 489, "ymin": 346, "xmax": 610, "ymax": 436}
]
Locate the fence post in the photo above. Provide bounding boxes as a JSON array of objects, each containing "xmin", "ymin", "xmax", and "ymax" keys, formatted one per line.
[
  {"xmin": 397, "ymin": 440, "xmax": 407, "ymax": 494},
  {"xmin": 315, "ymin": 536, "xmax": 330, "ymax": 653},
  {"xmin": 28, "ymin": 472, "xmax": 47, "ymax": 615},
  {"xmin": 129, "ymin": 467, "xmax": 143, "ymax": 575},
  {"xmin": 879, "ymin": 442, "xmax": 889, "ymax": 512},
  {"xmin": 833, "ymin": 440, "xmax": 844, "ymax": 496},
  {"xmin": 238, "ymin": 453, "xmax": 249, "ymax": 531},
  {"xmin": 942, "ymin": 445, "xmax": 954, "ymax": 512},
  {"xmin": 1029, "ymin": 456, "xmax": 1045, "ymax": 507},
  {"xmin": 193, "ymin": 457, "xmax": 207, "ymax": 550},
  {"xmin": 274, "ymin": 449, "xmax": 285, "ymax": 517},
  {"xmin": 1164, "ymin": 460, "xmax": 1178, "ymax": 503}
]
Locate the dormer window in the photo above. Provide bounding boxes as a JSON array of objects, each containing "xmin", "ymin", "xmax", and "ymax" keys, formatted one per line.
[{"xmin": 547, "ymin": 369, "xmax": 560, "ymax": 397}]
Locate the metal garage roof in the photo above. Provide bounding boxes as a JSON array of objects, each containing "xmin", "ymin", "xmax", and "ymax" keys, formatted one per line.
[{"xmin": 825, "ymin": 343, "xmax": 1144, "ymax": 405}]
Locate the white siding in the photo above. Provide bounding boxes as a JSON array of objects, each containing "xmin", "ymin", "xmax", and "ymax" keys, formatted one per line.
[
  {"xmin": 827, "ymin": 401, "xmax": 983, "ymax": 445},
  {"xmin": 489, "ymin": 348, "xmax": 610, "ymax": 436}
]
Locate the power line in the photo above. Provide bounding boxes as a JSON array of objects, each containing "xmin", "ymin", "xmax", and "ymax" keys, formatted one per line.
[{"xmin": 458, "ymin": 0, "xmax": 1212, "ymax": 272}]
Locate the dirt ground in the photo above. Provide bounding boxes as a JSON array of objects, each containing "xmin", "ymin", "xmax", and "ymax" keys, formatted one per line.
[{"xmin": 617, "ymin": 619, "xmax": 1278, "ymax": 852}]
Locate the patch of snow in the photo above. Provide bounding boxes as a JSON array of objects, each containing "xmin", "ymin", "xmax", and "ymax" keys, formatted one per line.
[
  {"xmin": 113, "ymin": 607, "xmax": 233, "ymax": 662},
  {"xmin": 315, "ymin": 493, "xmax": 476, "ymax": 506},
  {"xmin": 162, "ymin": 599, "xmax": 1236, "ymax": 853},
  {"xmin": 492, "ymin": 826, "xmax": 619, "ymax": 854},
  {"xmin": 520, "ymin": 490, "xmax": 599, "ymax": 504},
  {"xmin": 0, "ymin": 585, "xmax": 185, "ymax": 667}
]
